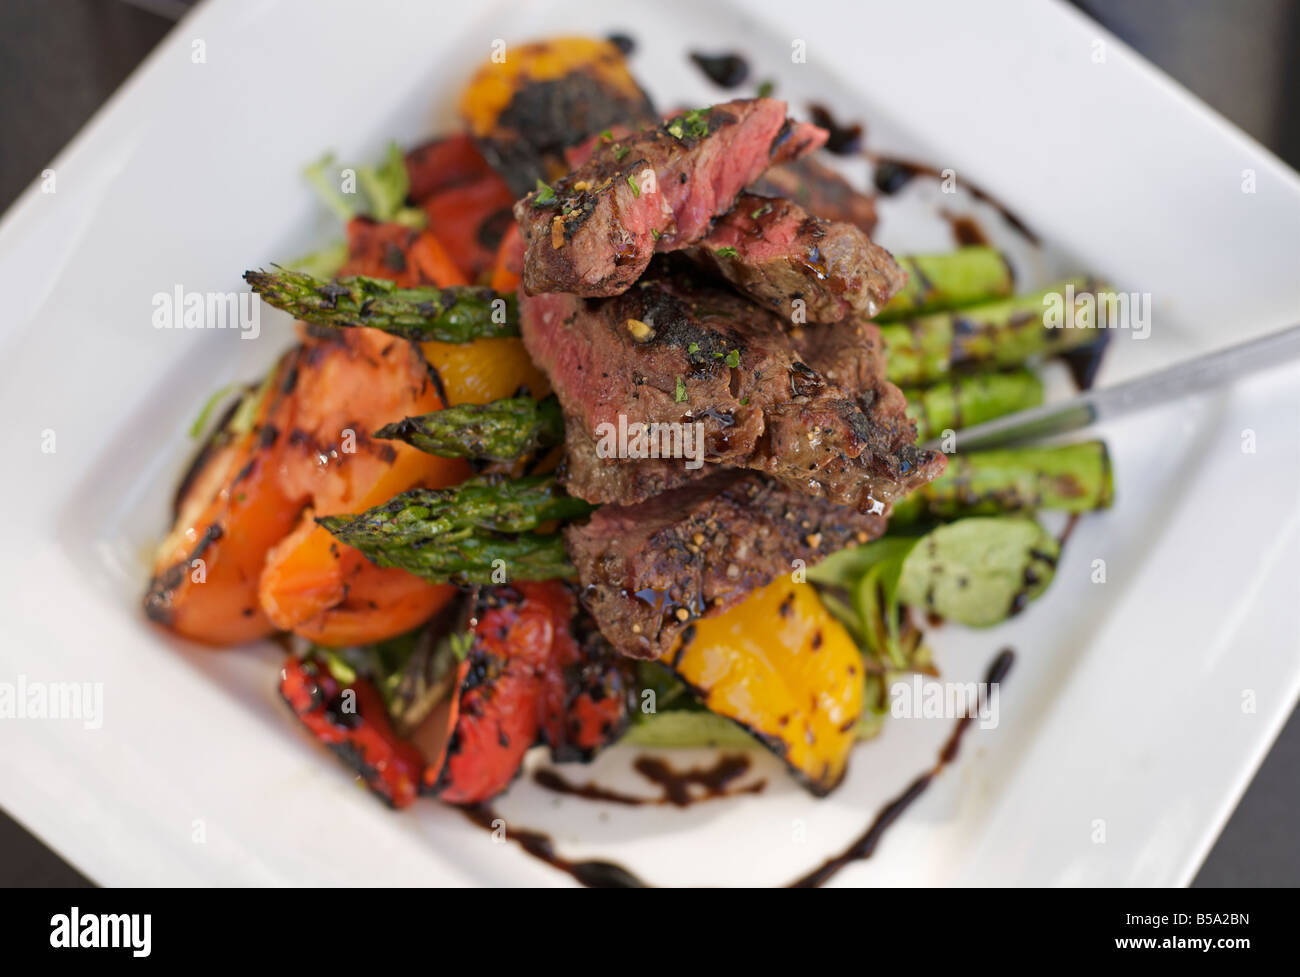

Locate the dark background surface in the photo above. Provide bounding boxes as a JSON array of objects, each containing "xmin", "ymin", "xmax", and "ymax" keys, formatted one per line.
[{"xmin": 0, "ymin": 0, "xmax": 1296, "ymax": 887}]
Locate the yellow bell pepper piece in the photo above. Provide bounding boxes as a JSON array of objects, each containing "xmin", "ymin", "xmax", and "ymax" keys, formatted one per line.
[
  {"xmin": 662, "ymin": 579, "xmax": 864, "ymax": 795},
  {"xmin": 421, "ymin": 338, "xmax": 551, "ymax": 406},
  {"xmin": 458, "ymin": 37, "xmax": 645, "ymax": 139}
]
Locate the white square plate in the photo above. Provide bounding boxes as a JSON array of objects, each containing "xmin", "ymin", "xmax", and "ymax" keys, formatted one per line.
[{"xmin": 1, "ymin": 0, "xmax": 1297, "ymax": 886}]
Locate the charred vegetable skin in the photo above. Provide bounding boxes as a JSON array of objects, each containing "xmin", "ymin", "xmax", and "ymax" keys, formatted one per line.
[
  {"xmin": 279, "ymin": 656, "xmax": 426, "ymax": 809},
  {"xmin": 317, "ymin": 475, "xmax": 591, "ymax": 585},
  {"xmin": 880, "ymin": 279, "xmax": 1111, "ymax": 386},
  {"xmin": 459, "ymin": 36, "xmax": 657, "ymax": 196},
  {"xmin": 285, "ymin": 584, "xmax": 631, "ymax": 808},
  {"xmin": 428, "ymin": 582, "xmax": 634, "ymax": 803},
  {"xmin": 145, "ymin": 353, "xmax": 304, "ymax": 645},
  {"xmin": 376, "ymin": 396, "xmax": 564, "ymax": 462},
  {"xmin": 244, "ymin": 268, "xmax": 517, "ymax": 343}
]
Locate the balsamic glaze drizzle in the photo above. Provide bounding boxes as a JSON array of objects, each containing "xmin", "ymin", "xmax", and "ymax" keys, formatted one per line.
[
  {"xmin": 871, "ymin": 154, "xmax": 1040, "ymax": 245},
  {"xmin": 786, "ymin": 648, "xmax": 1015, "ymax": 887}
]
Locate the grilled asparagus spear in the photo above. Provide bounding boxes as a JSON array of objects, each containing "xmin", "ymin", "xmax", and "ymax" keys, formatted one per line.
[
  {"xmin": 877, "ymin": 246, "xmax": 1014, "ymax": 321},
  {"xmin": 375, "ymin": 396, "xmax": 564, "ymax": 462},
  {"xmin": 903, "ymin": 368, "xmax": 1043, "ymax": 442},
  {"xmin": 317, "ymin": 475, "xmax": 591, "ymax": 585},
  {"xmin": 881, "ymin": 278, "xmax": 1110, "ymax": 386},
  {"xmin": 245, "ymin": 268, "xmax": 518, "ymax": 342},
  {"xmin": 890, "ymin": 440, "xmax": 1113, "ymax": 525}
]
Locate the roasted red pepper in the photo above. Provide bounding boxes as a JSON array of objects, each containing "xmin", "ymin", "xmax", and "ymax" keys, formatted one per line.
[
  {"xmin": 425, "ymin": 582, "xmax": 632, "ymax": 804},
  {"xmin": 281, "ymin": 585, "xmax": 631, "ymax": 809},
  {"xmin": 421, "ymin": 176, "xmax": 515, "ymax": 280},
  {"xmin": 339, "ymin": 218, "xmax": 468, "ymax": 287},
  {"xmin": 548, "ymin": 618, "xmax": 634, "ymax": 762},
  {"xmin": 279, "ymin": 656, "xmax": 426, "ymax": 809},
  {"xmin": 404, "ymin": 133, "xmax": 497, "ymax": 202}
]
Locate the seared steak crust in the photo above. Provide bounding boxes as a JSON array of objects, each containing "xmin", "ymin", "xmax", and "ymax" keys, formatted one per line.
[
  {"xmin": 518, "ymin": 259, "xmax": 944, "ymax": 511},
  {"xmin": 565, "ymin": 470, "xmax": 886, "ymax": 660},
  {"xmin": 514, "ymin": 98, "xmax": 827, "ymax": 297},
  {"xmin": 691, "ymin": 192, "xmax": 906, "ymax": 322}
]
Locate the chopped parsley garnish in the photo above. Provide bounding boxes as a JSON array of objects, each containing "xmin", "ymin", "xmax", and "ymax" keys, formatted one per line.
[
  {"xmin": 613, "ymin": 144, "xmax": 631, "ymax": 160},
  {"xmin": 448, "ymin": 630, "xmax": 475, "ymax": 661},
  {"xmin": 750, "ymin": 202, "xmax": 772, "ymax": 220},
  {"xmin": 627, "ymin": 173, "xmax": 640, "ymax": 197},
  {"xmin": 666, "ymin": 108, "xmax": 709, "ymax": 142},
  {"xmin": 533, "ymin": 179, "xmax": 556, "ymax": 206},
  {"xmin": 674, "ymin": 375, "xmax": 688, "ymax": 402},
  {"xmin": 714, "ymin": 246, "xmax": 738, "ymax": 258},
  {"xmin": 756, "ymin": 79, "xmax": 775, "ymax": 98},
  {"xmin": 725, "ymin": 349, "xmax": 741, "ymax": 368},
  {"xmin": 687, "ymin": 342, "xmax": 700, "ymax": 354},
  {"xmin": 600, "ymin": 129, "xmax": 613, "ymax": 142}
]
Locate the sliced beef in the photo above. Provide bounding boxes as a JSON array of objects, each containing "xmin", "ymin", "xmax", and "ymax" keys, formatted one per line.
[
  {"xmin": 751, "ymin": 154, "xmax": 879, "ymax": 233},
  {"xmin": 559, "ymin": 419, "xmax": 701, "ymax": 504},
  {"xmin": 514, "ymin": 98, "xmax": 827, "ymax": 297},
  {"xmin": 518, "ymin": 258, "xmax": 944, "ymax": 511},
  {"xmin": 689, "ymin": 192, "xmax": 906, "ymax": 322},
  {"xmin": 565, "ymin": 470, "xmax": 886, "ymax": 659}
]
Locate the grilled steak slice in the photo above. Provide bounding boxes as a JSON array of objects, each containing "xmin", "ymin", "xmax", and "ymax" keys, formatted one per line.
[
  {"xmin": 565, "ymin": 470, "xmax": 886, "ymax": 659},
  {"xmin": 559, "ymin": 419, "xmax": 702, "ymax": 504},
  {"xmin": 751, "ymin": 154, "xmax": 879, "ymax": 233},
  {"xmin": 518, "ymin": 258, "xmax": 944, "ymax": 510},
  {"xmin": 689, "ymin": 192, "xmax": 906, "ymax": 322},
  {"xmin": 514, "ymin": 98, "xmax": 827, "ymax": 297}
]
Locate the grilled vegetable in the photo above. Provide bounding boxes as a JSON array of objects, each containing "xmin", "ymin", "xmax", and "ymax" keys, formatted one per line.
[
  {"xmin": 317, "ymin": 475, "xmax": 592, "ymax": 586},
  {"xmin": 311, "ymin": 622, "xmax": 462, "ymax": 736},
  {"xmin": 903, "ymin": 368, "xmax": 1043, "ymax": 441},
  {"xmin": 404, "ymin": 133, "xmax": 517, "ymax": 280},
  {"xmin": 877, "ymin": 246, "xmax": 1014, "ymax": 321},
  {"xmin": 459, "ymin": 36, "xmax": 657, "ymax": 195},
  {"xmin": 336, "ymin": 219, "xmax": 467, "ymax": 287},
  {"xmin": 890, "ymin": 440, "xmax": 1114, "ymax": 525},
  {"xmin": 144, "ymin": 354, "xmax": 303, "ymax": 645},
  {"xmin": 659, "ymin": 579, "xmax": 864, "ymax": 796},
  {"xmin": 811, "ymin": 516, "xmax": 1060, "ymax": 640},
  {"xmin": 375, "ymin": 396, "xmax": 564, "ymax": 462},
  {"xmin": 489, "ymin": 223, "xmax": 525, "ymax": 292},
  {"xmin": 279, "ymin": 656, "xmax": 427, "ymax": 809},
  {"xmin": 245, "ymin": 268, "xmax": 516, "ymax": 343},
  {"xmin": 622, "ymin": 702, "xmax": 886, "ymax": 747},
  {"xmin": 880, "ymin": 279, "xmax": 1111, "ymax": 386},
  {"xmin": 305, "ymin": 144, "xmax": 425, "ymax": 226},
  {"xmin": 896, "ymin": 517, "xmax": 1059, "ymax": 627},
  {"xmin": 255, "ymin": 326, "xmax": 469, "ymax": 646},
  {"xmin": 424, "ymin": 582, "xmax": 630, "ymax": 803}
]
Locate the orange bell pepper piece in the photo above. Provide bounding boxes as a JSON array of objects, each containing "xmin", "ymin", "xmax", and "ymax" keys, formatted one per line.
[
  {"xmin": 257, "ymin": 326, "xmax": 468, "ymax": 646},
  {"xmin": 144, "ymin": 354, "xmax": 305, "ymax": 646}
]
